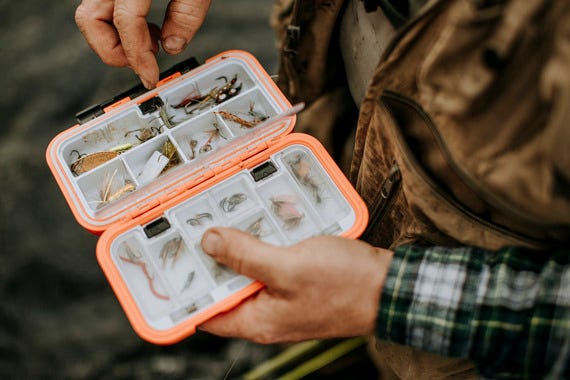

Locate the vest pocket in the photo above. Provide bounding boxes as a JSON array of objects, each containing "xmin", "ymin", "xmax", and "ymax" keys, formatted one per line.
[{"xmin": 378, "ymin": 91, "xmax": 550, "ymax": 249}]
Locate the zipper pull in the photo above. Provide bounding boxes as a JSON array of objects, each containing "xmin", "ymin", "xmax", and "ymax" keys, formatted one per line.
[
  {"xmin": 362, "ymin": 163, "xmax": 402, "ymax": 243},
  {"xmin": 284, "ymin": 25, "xmax": 301, "ymax": 53},
  {"xmin": 380, "ymin": 163, "xmax": 401, "ymax": 200}
]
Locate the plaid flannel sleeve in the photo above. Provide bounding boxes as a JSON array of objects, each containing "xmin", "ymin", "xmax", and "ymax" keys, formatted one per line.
[{"xmin": 376, "ymin": 245, "xmax": 570, "ymax": 379}]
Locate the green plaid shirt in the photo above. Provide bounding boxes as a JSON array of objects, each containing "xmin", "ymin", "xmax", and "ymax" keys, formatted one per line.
[{"xmin": 376, "ymin": 245, "xmax": 570, "ymax": 379}]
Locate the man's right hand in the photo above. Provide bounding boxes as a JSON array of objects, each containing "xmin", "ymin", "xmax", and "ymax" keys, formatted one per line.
[{"xmin": 75, "ymin": 0, "xmax": 211, "ymax": 89}]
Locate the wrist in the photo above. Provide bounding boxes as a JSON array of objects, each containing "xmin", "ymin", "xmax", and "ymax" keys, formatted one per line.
[{"xmin": 362, "ymin": 247, "xmax": 394, "ymax": 335}]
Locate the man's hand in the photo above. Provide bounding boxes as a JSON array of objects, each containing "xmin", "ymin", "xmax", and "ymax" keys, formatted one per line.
[
  {"xmin": 199, "ymin": 228, "xmax": 393, "ymax": 344},
  {"xmin": 75, "ymin": 0, "xmax": 211, "ymax": 89}
]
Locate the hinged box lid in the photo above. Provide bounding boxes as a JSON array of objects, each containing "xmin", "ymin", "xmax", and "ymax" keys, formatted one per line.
[{"xmin": 46, "ymin": 51, "xmax": 296, "ymax": 233}]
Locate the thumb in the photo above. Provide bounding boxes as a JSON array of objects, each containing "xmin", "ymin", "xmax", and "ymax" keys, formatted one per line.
[
  {"xmin": 161, "ymin": 0, "xmax": 212, "ymax": 54},
  {"xmin": 201, "ymin": 227, "xmax": 287, "ymax": 285}
]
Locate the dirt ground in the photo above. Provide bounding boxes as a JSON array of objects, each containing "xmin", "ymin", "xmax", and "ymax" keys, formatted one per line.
[{"xmin": 0, "ymin": 2, "xmax": 282, "ymax": 378}]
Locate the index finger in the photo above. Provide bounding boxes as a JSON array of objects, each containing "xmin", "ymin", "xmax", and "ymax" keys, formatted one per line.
[
  {"xmin": 114, "ymin": 0, "xmax": 159, "ymax": 88},
  {"xmin": 75, "ymin": 0, "xmax": 129, "ymax": 67},
  {"xmin": 201, "ymin": 228, "xmax": 293, "ymax": 288}
]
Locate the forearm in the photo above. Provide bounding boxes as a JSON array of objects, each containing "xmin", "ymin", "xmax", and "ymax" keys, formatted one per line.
[{"xmin": 376, "ymin": 244, "xmax": 570, "ymax": 379}]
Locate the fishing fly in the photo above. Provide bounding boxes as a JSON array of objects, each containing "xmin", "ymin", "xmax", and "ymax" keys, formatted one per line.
[
  {"xmin": 289, "ymin": 154, "xmax": 323, "ymax": 203},
  {"xmin": 270, "ymin": 194, "xmax": 304, "ymax": 229},
  {"xmin": 215, "ymin": 104, "xmax": 268, "ymax": 129},
  {"xmin": 124, "ymin": 126, "xmax": 162, "ymax": 143},
  {"xmin": 119, "ymin": 243, "xmax": 170, "ymax": 301},
  {"xmin": 219, "ymin": 193, "xmax": 247, "ymax": 212},
  {"xmin": 186, "ymin": 212, "xmax": 213, "ymax": 226},
  {"xmin": 92, "ymin": 169, "xmax": 136, "ymax": 208},
  {"xmin": 198, "ymin": 123, "xmax": 226, "ymax": 154},
  {"xmin": 160, "ymin": 236, "xmax": 184, "ymax": 268}
]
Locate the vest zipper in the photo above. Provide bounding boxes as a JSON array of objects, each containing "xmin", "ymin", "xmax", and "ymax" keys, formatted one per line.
[
  {"xmin": 381, "ymin": 91, "xmax": 554, "ymax": 246},
  {"xmin": 362, "ymin": 163, "xmax": 401, "ymax": 241}
]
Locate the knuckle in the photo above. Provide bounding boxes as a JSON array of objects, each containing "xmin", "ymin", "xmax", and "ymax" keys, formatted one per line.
[
  {"xmin": 75, "ymin": 4, "xmax": 85, "ymax": 25},
  {"xmin": 112, "ymin": 4, "xmax": 133, "ymax": 29},
  {"xmin": 113, "ymin": 2, "xmax": 139, "ymax": 29},
  {"xmin": 100, "ymin": 55, "xmax": 122, "ymax": 67},
  {"xmin": 166, "ymin": 1, "xmax": 205, "ymax": 29},
  {"xmin": 74, "ymin": 4, "xmax": 89, "ymax": 26}
]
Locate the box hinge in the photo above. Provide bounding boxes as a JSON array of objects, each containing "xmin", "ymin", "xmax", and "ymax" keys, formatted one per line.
[
  {"xmin": 75, "ymin": 56, "xmax": 200, "ymax": 124},
  {"xmin": 238, "ymin": 142, "xmax": 269, "ymax": 162},
  {"xmin": 185, "ymin": 169, "xmax": 215, "ymax": 190},
  {"xmin": 158, "ymin": 187, "xmax": 186, "ymax": 205},
  {"xmin": 126, "ymin": 199, "xmax": 161, "ymax": 220},
  {"xmin": 213, "ymin": 159, "xmax": 239, "ymax": 175}
]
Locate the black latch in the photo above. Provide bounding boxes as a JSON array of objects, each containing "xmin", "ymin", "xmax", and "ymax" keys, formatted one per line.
[
  {"xmin": 144, "ymin": 217, "xmax": 171, "ymax": 238},
  {"xmin": 75, "ymin": 84, "xmax": 147, "ymax": 124},
  {"xmin": 75, "ymin": 104, "xmax": 106, "ymax": 124},
  {"xmin": 75, "ymin": 56, "xmax": 200, "ymax": 124},
  {"xmin": 251, "ymin": 160, "xmax": 278, "ymax": 182},
  {"xmin": 138, "ymin": 96, "xmax": 164, "ymax": 115}
]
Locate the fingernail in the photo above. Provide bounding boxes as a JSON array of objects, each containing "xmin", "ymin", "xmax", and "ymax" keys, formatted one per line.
[
  {"xmin": 202, "ymin": 231, "xmax": 223, "ymax": 255},
  {"xmin": 164, "ymin": 36, "xmax": 186, "ymax": 53},
  {"xmin": 141, "ymin": 77, "xmax": 155, "ymax": 90}
]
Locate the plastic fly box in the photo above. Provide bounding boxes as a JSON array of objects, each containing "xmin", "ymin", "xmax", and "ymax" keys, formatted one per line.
[{"xmin": 46, "ymin": 50, "xmax": 368, "ymax": 344}]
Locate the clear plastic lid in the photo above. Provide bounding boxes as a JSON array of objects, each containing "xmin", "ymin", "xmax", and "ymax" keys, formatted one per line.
[{"xmin": 47, "ymin": 51, "xmax": 294, "ymax": 232}]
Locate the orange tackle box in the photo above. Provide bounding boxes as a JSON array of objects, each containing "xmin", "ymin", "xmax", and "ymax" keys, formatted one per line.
[{"xmin": 46, "ymin": 50, "xmax": 368, "ymax": 344}]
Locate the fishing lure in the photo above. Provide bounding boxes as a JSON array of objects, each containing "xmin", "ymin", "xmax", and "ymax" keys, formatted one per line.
[
  {"xmin": 215, "ymin": 111, "xmax": 258, "ymax": 129},
  {"xmin": 215, "ymin": 103, "xmax": 267, "ymax": 129},
  {"xmin": 270, "ymin": 195, "xmax": 304, "ymax": 229},
  {"xmin": 95, "ymin": 169, "xmax": 136, "ymax": 208},
  {"xmin": 160, "ymin": 236, "xmax": 184, "ymax": 268},
  {"xmin": 119, "ymin": 244, "xmax": 170, "ymax": 301},
  {"xmin": 124, "ymin": 126, "xmax": 162, "ymax": 143},
  {"xmin": 182, "ymin": 75, "xmax": 242, "ymax": 114},
  {"xmin": 214, "ymin": 75, "xmax": 242, "ymax": 103},
  {"xmin": 198, "ymin": 124, "xmax": 225, "ymax": 153},
  {"xmin": 188, "ymin": 139, "xmax": 198, "ymax": 159},
  {"xmin": 171, "ymin": 83, "xmax": 202, "ymax": 109},
  {"xmin": 219, "ymin": 193, "xmax": 247, "ymax": 212},
  {"xmin": 159, "ymin": 104, "xmax": 176, "ymax": 129},
  {"xmin": 246, "ymin": 217, "xmax": 265, "ymax": 238},
  {"xmin": 186, "ymin": 212, "xmax": 213, "ymax": 226},
  {"xmin": 290, "ymin": 155, "xmax": 323, "ymax": 203},
  {"xmin": 109, "ymin": 143, "xmax": 133, "ymax": 153},
  {"xmin": 181, "ymin": 271, "xmax": 196, "ymax": 292},
  {"xmin": 70, "ymin": 150, "xmax": 118, "ymax": 176},
  {"xmin": 161, "ymin": 140, "xmax": 180, "ymax": 171}
]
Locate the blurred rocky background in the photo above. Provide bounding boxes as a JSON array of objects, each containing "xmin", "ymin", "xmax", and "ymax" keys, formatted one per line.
[{"xmin": 0, "ymin": 1, "xmax": 281, "ymax": 378}]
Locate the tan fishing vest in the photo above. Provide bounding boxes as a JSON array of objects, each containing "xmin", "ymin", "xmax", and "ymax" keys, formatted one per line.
[{"xmin": 273, "ymin": 0, "xmax": 570, "ymax": 251}]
